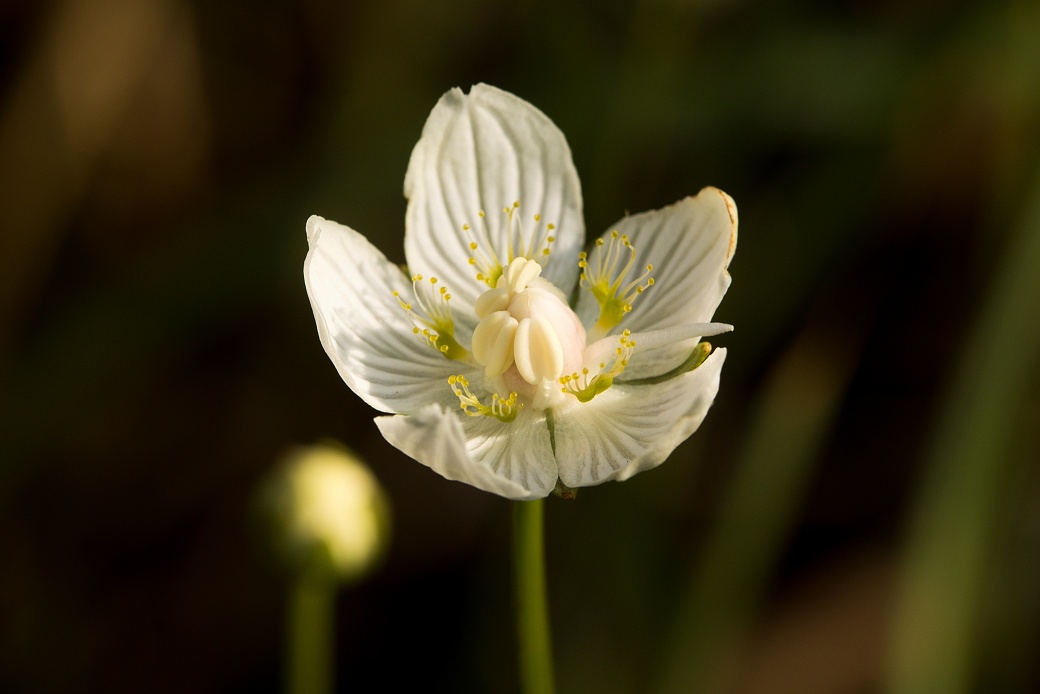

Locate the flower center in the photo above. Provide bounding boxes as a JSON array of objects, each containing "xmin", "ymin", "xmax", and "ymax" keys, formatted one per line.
[
  {"xmin": 470, "ymin": 258, "xmax": 586, "ymax": 405},
  {"xmin": 446, "ymin": 212, "xmax": 659, "ymax": 418}
]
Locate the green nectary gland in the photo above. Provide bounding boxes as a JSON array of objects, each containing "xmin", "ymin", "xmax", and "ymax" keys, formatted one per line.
[
  {"xmin": 436, "ymin": 330, "xmax": 470, "ymax": 361},
  {"xmin": 617, "ymin": 341, "xmax": 712, "ymax": 386},
  {"xmin": 590, "ymin": 285, "xmax": 628, "ymax": 333}
]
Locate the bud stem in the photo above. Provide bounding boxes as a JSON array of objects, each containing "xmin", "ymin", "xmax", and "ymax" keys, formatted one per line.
[{"xmin": 287, "ymin": 573, "xmax": 336, "ymax": 694}]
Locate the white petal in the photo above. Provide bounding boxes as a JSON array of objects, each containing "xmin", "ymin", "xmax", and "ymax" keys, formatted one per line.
[
  {"xmin": 577, "ymin": 188, "xmax": 737, "ymax": 377},
  {"xmin": 614, "ymin": 321, "xmax": 731, "ymax": 380},
  {"xmin": 553, "ymin": 348, "xmax": 726, "ymax": 488},
  {"xmin": 305, "ymin": 215, "xmax": 465, "ymax": 414},
  {"xmin": 375, "ymin": 404, "xmax": 558, "ymax": 500},
  {"xmin": 404, "ymin": 84, "xmax": 584, "ymax": 310}
]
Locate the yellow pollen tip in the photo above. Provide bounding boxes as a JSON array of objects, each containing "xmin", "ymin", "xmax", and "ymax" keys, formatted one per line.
[
  {"xmin": 560, "ymin": 330, "xmax": 636, "ymax": 402},
  {"xmin": 580, "ymin": 231, "xmax": 655, "ymax": 332},
  {"xmin": 394, "ymin": 275, "xmax": 468, "ymax": 360},
  {"xmin": 449, "ymin": 374, "xmax": 519, "ymax": 422}
]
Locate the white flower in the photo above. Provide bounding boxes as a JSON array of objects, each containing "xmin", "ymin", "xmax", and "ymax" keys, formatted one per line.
[{"xmin": 305, "ymin": 84, "xmax": 737, "ymax": 500}]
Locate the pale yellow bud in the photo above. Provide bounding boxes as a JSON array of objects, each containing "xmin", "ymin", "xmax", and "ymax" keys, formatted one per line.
[{"xmin": 258, "ymin": 443, "xmax": 390, "ymax": 583}]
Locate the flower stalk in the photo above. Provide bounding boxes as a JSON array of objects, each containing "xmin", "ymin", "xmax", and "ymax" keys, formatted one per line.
[
  {"xmin": 513, "ymin": 499, "xmax": 556, "ymax": 694},
  {"xmin": 287, "ymin": 572, "xmax": 335, "ymax": 694}
]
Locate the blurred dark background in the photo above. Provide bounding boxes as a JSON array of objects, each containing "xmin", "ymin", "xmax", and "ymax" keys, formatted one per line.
[{"xmin": 2, "ymin": 0, "xmax": 1039, "ymax": 692}]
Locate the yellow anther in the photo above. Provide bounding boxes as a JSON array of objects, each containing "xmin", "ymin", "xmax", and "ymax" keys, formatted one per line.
[
  {"xmin": 580, "ymin": 230, "xmax": 655, "ymax": 336},
  {"xmin": 560, "ymin": 330, "xmax": 635, "ymax": 403},
  {"xmin": 392, "ymin": 276, "xmax": 469, "ymax": 361},
  {"xmin": 461, "ymin": 200, "xmax": 559, "ymax": 287},
  {"xmin": 448, "ymin": 375, "xmax": 520, "ymax": 422}
]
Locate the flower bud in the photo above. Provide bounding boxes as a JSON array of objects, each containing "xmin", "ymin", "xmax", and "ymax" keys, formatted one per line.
[{"xmin": 257, "ymin": 443, "xmax": 391, "ymax": 583}]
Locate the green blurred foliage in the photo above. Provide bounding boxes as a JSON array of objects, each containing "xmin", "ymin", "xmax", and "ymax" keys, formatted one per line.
[{"xmin": 1, "ymin": 0, "xmax": 1038, "ymax": 692}]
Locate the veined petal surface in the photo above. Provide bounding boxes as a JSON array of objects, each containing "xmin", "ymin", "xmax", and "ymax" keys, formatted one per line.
[
  {"xmin": 404, "ymin": 84, "xmax": 584, "ymax": 310},
  {"xmin": 577, "ymin": 188, "xmax": 736, "ymax": 378},
  {"xmin": 376, "ymin": 404, "xmax": 557, "ymax": 500},
  {"xmin": 553, "ymin": 348, "xmax": 726, "ymax": 488},
  {"xmin": 305, "ymin": 215, "xmax": 467, "ymax": 414}
]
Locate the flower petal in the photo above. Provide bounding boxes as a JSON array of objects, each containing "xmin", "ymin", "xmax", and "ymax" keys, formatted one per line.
[
  {"xmin": 615, "ymin": 321, "xmax": 731, "ymax": 381},
  {"xmin": 305, "ymin": 215, "xmax": 467, "ymax": 414},
  {"xmin": 576, "ymin": 188, "xmax": 736, "ymax": 378},
  {"xmin": 375, "ymin": 404, "xmax": 558, "ymax": 500},
  {"xmin": 404, "ymin": 84, "xmax": 584, "ymax": 311},
  {"xmin": 553, "ymin": 348, "xmax": 726, "ymax": 488}
]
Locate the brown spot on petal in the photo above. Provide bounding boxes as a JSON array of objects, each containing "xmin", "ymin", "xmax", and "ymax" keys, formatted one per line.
[{"xmin": 715, "ymin": 187, "xmax": 739, "ymax": 263}]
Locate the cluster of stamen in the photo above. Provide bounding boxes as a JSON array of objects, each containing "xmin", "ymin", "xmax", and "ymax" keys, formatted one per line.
[
  {"xmin": 559, "ymin": 330, "xmax": 635, "ymax": 402},
  {"xmin": 392, "ymin": 275, "xmax": 467, "ymax": 360},
  {"xmin": 464, "ymin": 201, "xmax": 556, "ymax": 287},
  {"xmin": 430, "ymin": 204, "xmax": 665, "ymax": 419},
  {"xmin": 448, "ymin": 375, "xmax": 520, "ymax": 422},
  {"xmin": 579, "ymin": 230, "xmax": 654, "ymax": 334}
]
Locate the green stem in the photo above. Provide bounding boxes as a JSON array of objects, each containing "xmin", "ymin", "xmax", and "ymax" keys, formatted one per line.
[
  {"xmin": 287, "ymin": 573, "xmax": 336, "ymax": 694},
  {"xmin": 513, "ymin": 498, "xmax": 556, "ymax": 694}
]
